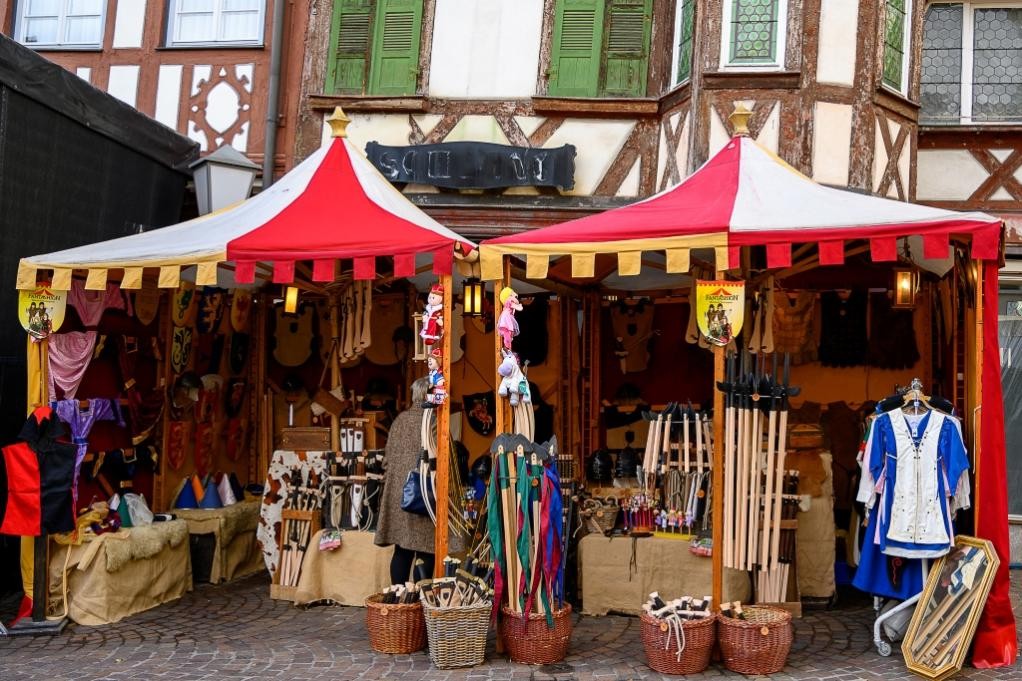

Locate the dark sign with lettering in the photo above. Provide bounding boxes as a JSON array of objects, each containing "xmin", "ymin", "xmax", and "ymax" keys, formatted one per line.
[{"xmin": 365, "ymin": 141, "xmax": 576, "ymax": 190}]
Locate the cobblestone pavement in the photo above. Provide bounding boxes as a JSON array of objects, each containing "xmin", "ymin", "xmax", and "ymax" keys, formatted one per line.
[{"xmin": 1, "ymin": 572, "xmax": 1020, "ymax": 681}]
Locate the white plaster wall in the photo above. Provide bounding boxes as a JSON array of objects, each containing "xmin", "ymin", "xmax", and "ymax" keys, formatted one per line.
[
  {"xmin": 107, "ymin": 65, "xmax": 140, "ymax": 108},
  {"xmin": 445, "ymin": 116, "xmax": 510, "ymax": 144},
  {"xmin": 755, "ymin": 103, "xmax": 780, "ymax": 154},
  {"xmin": 898, "ymin": 134, "xmax": 911, "ymax": 199},
  {"xmin": 75, "ymin": 67, "xmax": 91, "ymax": 83},
  {"xmin": 677, "ymin": 112, "xmax": 690, "ymax": 179},
  {"xmin": 619, "ymin": 158, "xmax": 641, "ymax": 197},
  {"xmin": 337, "ymin": 113, "xmax": 413, "ymax": 150},
  {"xmin": 542, "ymin": 119, "xmax": 636, "ymax": 195},
  {"xmin": 872, "ymin": 120, "xmax": 887, "ymax": 195},
  {"xmin": 917, "ymin": 150, "xmax": 989, "ymax": 201},
  {"xmin": 817, "ymin": 0, "xmax": 858, "ymax": 86},
  {"xmin": 812, "ymin": 102, "xmax": 852, "ymax": 186},
  {"xmin": 154, "ymin": 65, "xmax": 183, "ymax": 129},
  {"xmin": 429, "ymin": 0, "xmax": 543, "ymax": 98},
  {"xmin": 709, "ymin": 109, "xmax": 730, "ymax": 159},
  {"xmin": 112, "ymin": 0, "xmax": 146, "ymax": 48}
]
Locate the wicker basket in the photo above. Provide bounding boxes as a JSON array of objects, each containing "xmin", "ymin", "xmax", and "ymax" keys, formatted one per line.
[
  {"xmin": 364, "ymin": 594, "xmax": 426, "ymax": 654},
  {"xmin": 500, "ymin": 604, "xmax": 573, "ymax": 665},
  {"xmin": 581, "ymin": 499, "xmax": 619, "ymax": 536},
  {"xmin": 422, "ymin": 600, "xmax": 490, "ymax": 669},
  {"xmin": 718, "ymin": 606, "xmax": 793, "ymax": 675},
  {"xmin": 640, "ymin": 611, "xmax": 717, "ymax": 675}
]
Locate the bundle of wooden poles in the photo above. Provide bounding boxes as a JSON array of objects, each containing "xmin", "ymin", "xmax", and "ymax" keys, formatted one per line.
[
  {"xmin": 718, "ymin": 351, "xmax": 799, "ymax": 604},
  {"xmin": 279, "ymin": 478, "xmax": 324, "ymax": 588},
  {"xmin": 642, "ymin": 405, "xmax": 714, "ymax": 535},
  {"xmin": 485, "ymin": 433, "xmax": 565, "ymax": 621}
]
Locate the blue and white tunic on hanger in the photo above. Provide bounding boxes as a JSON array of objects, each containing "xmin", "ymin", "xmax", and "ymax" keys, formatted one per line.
[{"xmin": 852, "ymin": 407, "xmax": 970, "ymax": 599}]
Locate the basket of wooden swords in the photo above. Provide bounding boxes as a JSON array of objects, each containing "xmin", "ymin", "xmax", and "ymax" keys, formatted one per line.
[
  {"xmin": 718, "ymin": 603, "xmax": 793, "ymax": 675},
  {"xmin": 365, "ymin": 592, "xmax": 426, "ymax": 654}
]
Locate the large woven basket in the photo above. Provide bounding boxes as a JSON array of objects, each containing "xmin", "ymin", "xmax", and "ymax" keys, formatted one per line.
[
  {"xmin": 718, "ymin": 606, "xmax": 793, "ymax": 675},
  {"xmin": 640, "ymin": 611, "xmax": 717, "ymax": 675},
  {"xmin": 500, "ymin": 604, "xmax": 573, "ymax": 665},
  {"xmin": 422, "ymin": 599, "xmax": 490, "ymax": 669},
  {"xmin": 364, "ymin": 594, "xmax": 426, "ymax": 654}
]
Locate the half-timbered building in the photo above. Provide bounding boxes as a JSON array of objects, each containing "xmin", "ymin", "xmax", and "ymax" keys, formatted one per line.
[{"xmin": 1, "ymin": 0, "xmax": 310, "ymax": 177}]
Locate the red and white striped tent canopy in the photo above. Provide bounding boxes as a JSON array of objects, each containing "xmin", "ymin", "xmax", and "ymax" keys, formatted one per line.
[
  {"xmin": 17, "ymin": 114, "xmax": 474, "ymax": 292},
  {"xmin": 479, "ymin": 136, "xmax": 1002, "ymax": 282}
]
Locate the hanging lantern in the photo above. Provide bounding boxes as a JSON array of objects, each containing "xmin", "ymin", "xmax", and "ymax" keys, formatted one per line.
[
  {"xmin": 462, "ymin": 278, "xmax": 484, "ymax": 317},
  {"xmin": 283, "ymin": 286, "xmax": 300, "ymax": 314},
  {"xmin": 892, "ymin": 267, "xmax": 918, "ymax": 309}
]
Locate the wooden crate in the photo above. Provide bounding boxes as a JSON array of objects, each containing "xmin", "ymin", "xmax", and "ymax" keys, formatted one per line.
[{"xmin": 270, "ymin": 508, "xmax": 322, "ymax": 601}]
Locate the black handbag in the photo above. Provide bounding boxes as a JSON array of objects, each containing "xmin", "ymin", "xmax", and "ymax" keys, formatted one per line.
[{"xmin": 400, "ymin": 469, "xmax": 429, "ymax": 516}]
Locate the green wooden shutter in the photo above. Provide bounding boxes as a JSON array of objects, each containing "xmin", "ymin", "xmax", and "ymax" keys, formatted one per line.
[
  {"xmin": 326, "ymin": 0, "xmax": 374, "ymax": 94},
  {"xmin": 675, "ymin": 0, "xmax": 695, "ymax": 84},
  {"xmin": 548, "ymin": 0, "xmax": 604, "ymax": 97},
  {"xmin": 368, "ymin": 0, "xmax": 423, "ymax": 95},
  {"xmin": 601, "ymin": 0, "xmax": 652, "ymax": 96}
]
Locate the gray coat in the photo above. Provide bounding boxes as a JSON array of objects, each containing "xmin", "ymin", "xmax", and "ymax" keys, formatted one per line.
[{"xmin": 374, "ymin": 405, "xmax": 436, "ymax": 555}]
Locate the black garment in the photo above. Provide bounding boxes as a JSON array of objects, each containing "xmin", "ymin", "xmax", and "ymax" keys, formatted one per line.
[
  {"xmin": 867, "ymin": 292, "xmax": 920, "ymax": 370},
  {"xmin": 514, "ymin": 297, "xmax": 549, "ymax": 366},
  {"xmin": 818, "ymin": 290, "xmax": 868, "ymax": 367},
  {"xmin": 390, "ymin": 544, "xmax": 435, "ymax": 584}
]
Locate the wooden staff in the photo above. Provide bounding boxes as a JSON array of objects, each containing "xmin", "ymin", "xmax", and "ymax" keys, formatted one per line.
[
  {"xmin": 660, "ymin": 412, "xmax": 672, "ymax": 482},
  {"xmin": 748, "ymin": 379, "xmax": 762, "ymax": 571},
  {"xmin": 735, "ymin": 355, "xmax": 750, "ymax": 571},
  {"xmin": 770, "ymin": 355, "xmax": 792, "ymax": 571},
  {"xmin": 722, "ymin": 352, "xmax": 736, "ymax": 569},
  {"xmin": 760, "ymin": 357, "xmax": 778, "ymax": 569},
  {"xmin": 496, "ymin": 443, "xmax": 518, "ymax": 614}
]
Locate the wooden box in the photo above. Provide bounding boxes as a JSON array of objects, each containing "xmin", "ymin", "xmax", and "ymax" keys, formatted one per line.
[
  {"xmin": 271, "ymin": 508, "xmax": 322, "ymax": 601},
  {"xmin": 280, "ymin": 427, "xmax": 331, "ymax": 451}
]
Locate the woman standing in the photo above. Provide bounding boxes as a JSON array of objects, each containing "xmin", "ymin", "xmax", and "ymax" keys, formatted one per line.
[{"xmin": 375, "ymin": 377, "xmax": 436, "ymax": 582}]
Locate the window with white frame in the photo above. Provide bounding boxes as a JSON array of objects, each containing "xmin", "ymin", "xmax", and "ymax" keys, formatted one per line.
[
  {"xmin": 672, "ymin": 0, "xmax": 695, "ymax": 85},
  {"xmin": 16, "ymin": 0, "xmax": 105, "ymax": 48},
  {"xmin": 167, "ymin": 0, "xmax": 265, "ymax": 46},
  {"xmin": 881, "ymin": 0, "xmax": 912, "ymax": 92},
  {"xmin": 922, "ymin": 3, "xmax": 1022, "ymax": 123},
  {"xmin": 720, "ymin": 0, "xmax": 787, "ymax": 68}
]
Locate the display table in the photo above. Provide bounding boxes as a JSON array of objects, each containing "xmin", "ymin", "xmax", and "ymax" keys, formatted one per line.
[
  {"xmin": 292, "ymin": 530, "xmax": 393, "ymax": 607},
  {"xmin": 578, "ymin": 534, "xmax": 751, "ymax": 616},
  {"xmin": 47, "ymin": 520, "xmax": 192, "ymax": 625},
  {"xmin": 176, "ymin": 500, "xmax": 263, "ymax": 583}
]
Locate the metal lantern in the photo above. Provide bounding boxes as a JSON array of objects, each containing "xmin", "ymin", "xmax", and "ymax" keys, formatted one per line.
[
  {"xmin": 190, "ymin": 145, "xmax": 260, "ymax": 216},
  {"xmin": 462, "ymin": 278, "xmax": 484, "ymax": 317},
  {"xmin": 892, "ymin": 267, "xmax": 918, "ymax": 309},
  {"xmin": 284, "ymin": 286, "xmax": 300, "ymax": 314}
]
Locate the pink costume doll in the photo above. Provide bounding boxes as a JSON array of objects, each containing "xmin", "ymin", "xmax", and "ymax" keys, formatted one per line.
[
  {"xmin": 420, "ymin": 283, "xmax": 444, "ymax": 346},
  {"xmin": 496, "ymin": 286, "xmax": 522, "ymax": 350}
]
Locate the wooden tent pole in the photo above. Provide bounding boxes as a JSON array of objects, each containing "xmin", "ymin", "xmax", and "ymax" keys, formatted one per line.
[
  {"xmin": 495, "ymin": 259, "xmax": 513, "ymax": 434},
  {"xmin": 712, "ymin": 344, "xmax": 725, "ymax": 611},
  {"xmin": 329, "ymin": 294, "xmax": 341, "ymax": 453},
  {"xmin": 433, "ymin": 272, "xmax": 454, "ymax": 575}
]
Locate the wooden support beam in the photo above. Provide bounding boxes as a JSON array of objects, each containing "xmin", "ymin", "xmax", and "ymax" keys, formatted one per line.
[
  {"xmin": 434, "ymin": 273, "xmax": 454, "ymax": 574},
  {"xmin": 495, "ymin": 259, "xmax": 514, "ymax": 434}
]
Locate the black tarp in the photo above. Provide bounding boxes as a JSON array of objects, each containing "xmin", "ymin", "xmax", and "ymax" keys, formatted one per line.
[{"xmin": 0, "ymin": 35, "xmax": 199, "ymax": 445}]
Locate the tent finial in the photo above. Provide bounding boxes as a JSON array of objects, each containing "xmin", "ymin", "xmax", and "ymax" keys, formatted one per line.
[
  {"xmin": 327, "ymin": 107, "xmax": 351, "ymax": 138},
  {"xmin": 729, "ymin": 103, "xmax": 752, "ymax": 137}
]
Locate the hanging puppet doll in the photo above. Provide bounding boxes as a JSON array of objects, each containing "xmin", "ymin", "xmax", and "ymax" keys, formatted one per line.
[
  {"xmin": 425, "ymin": 347, "xmax": 447, "ymax": 405},
  {"xmin": 497, "ymin": 286, "xmax": 522, "ymax": 350},
  {"xmin": 420, "ymin": 283, "xmax": 444, "ymax": 346}
]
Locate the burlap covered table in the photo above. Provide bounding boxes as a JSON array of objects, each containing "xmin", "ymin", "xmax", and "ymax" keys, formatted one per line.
[
  {"xmin": 176, "ymin": 500, "xmax": 263, "ymax": 583},
  {"xmin": 47, "ymin": 520, "xmax": 192, "ymax": 625},
  {"xmin": 292, "ymin": 530, "xmax": 393, "ymax": 606},
  {"xmin": 578, "ymin": 534, "xmax": 751, "ymax": 616}
]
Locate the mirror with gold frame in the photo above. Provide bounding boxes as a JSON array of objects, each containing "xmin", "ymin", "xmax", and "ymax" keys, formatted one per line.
[{"xmin": 901, "ymin": 535, "xmax": 1000, "ymax": 681}]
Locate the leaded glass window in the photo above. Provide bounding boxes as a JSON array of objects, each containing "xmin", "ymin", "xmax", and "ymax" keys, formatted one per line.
[
  {"xmin": 882, "ymin": 0, "xmax": 909, "ymax": 90},
  {"xmin": 728, "ymin": 0, "xmax": 780, "ymax": 64},
  {"xmin": 921, "ymin": 3, "xmax": 1022, "ymax": 123},
  {"xmin": 972, "ymin": 7, "xmax": 1022, "ymax": 121},
  {"xmin": 921, "ymin": 4, "xmax": 963, "ymax": 121},
  {"xmin": 674, "ymin": 0, "xmax": 695, "ymax": 84}
]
